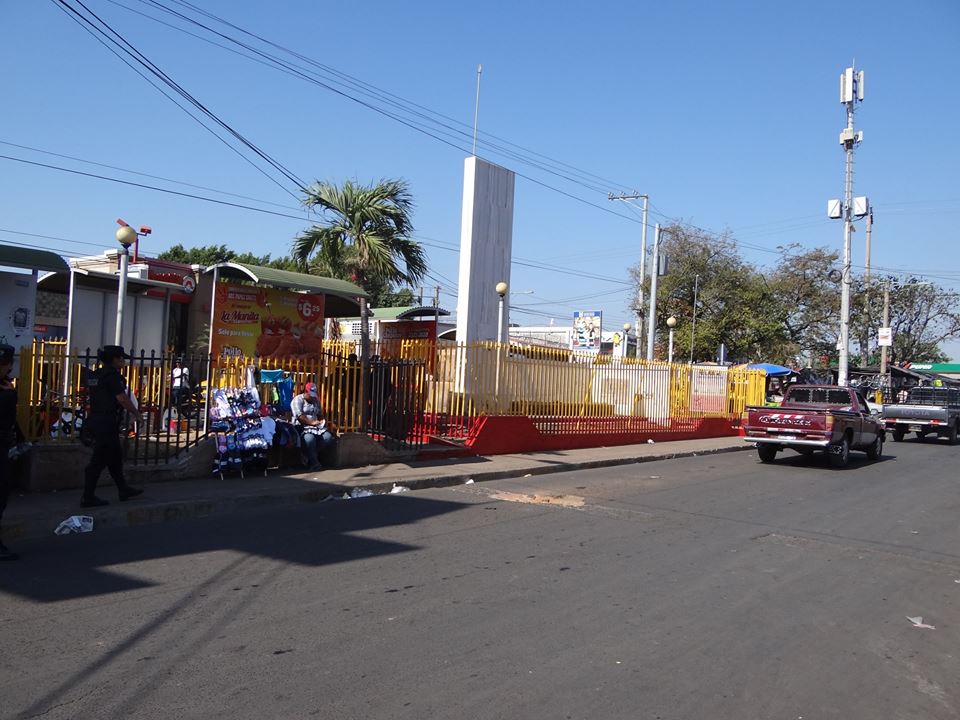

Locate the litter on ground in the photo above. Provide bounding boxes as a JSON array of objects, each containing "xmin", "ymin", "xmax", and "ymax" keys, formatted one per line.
[
  {"xmin": 906, "ymin": 616, "xmax": 936, "ymax": 629},
  {"xmin": 54, "ymin": 516, "xmax": 94, "ymax": 535},
  {"xmin": 389, "ymin": 484, "xmax": 411, "ymax": 494}
]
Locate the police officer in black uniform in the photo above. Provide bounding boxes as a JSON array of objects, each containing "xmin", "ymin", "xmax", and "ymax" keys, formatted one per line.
[
  {"xmin": 0, "ymin": 344, "xmax": 22, "ymax": 560},
  {"xmin": 81, "ymin": 345, "xmax": 143, "ymax": 508}
]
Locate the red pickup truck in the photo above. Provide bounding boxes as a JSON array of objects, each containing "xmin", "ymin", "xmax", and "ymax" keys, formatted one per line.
[{"xmin": 743, "ymin": 385, "xmax": 885, "ymax": 468}]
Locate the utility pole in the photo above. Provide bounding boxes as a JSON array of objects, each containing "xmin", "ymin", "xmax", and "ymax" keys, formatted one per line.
[
  {"xmin": 860, "ymin": 209, "xmax": 874, "ymax": 366},
  {"xmin": 833, "ymin": 64, "xmax": 865, "ymax": 387},
  {"xmin": 879, "ymin": 279, "xmax": 891, "ymax": 376},
  {"xmin": 608, "ymin": 192, "xmax": 649, "ymax": 343},
  {"xmin": 689, "ymin": 274, "xmax": 699, "ymax": 364},
  {"xmin": 646, "ymin": 224, "xmax": 662, "ymax": 360}
]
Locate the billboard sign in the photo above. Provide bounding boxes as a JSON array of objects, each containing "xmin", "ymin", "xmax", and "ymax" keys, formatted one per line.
[
  {"xmin": 211, "ymin": 282, "xmax": 325, "ymax": 360},
  {"xmin": 572, "ymin": 311, "xmax": 602, "ymax": 352}
]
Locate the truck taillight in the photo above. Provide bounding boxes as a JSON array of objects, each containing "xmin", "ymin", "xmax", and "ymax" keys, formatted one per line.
[{"xmin": 826, "ymin": 415, "xmax": 834, "ymax": 430}]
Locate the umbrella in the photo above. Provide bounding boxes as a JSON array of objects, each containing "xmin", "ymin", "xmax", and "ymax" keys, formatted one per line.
[{"xmin": 747, "ymin": 363, "xmax": 793, "ymax": 377}]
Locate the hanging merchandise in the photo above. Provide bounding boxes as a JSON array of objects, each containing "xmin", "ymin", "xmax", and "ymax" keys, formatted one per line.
[
  {"xmin": 276, "ymin": 376, "xmax": 294, "ymax": 414},
  {"xmin": 209, "ymin": 386, "xmax": 271, "ymax": 479}
]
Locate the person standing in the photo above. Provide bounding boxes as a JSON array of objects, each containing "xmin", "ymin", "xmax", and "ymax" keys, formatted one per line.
[
  {"xmin": 171, "ymin": 357, "xmax": 190, "ymax": 408},
  {"xmin": 291, "ymin": 382, "xmax": 335, "ymax": 471},
  {"xmin": 82, "ymin": 346, "xmax": 143, "ymax": 508},
  {"xmin": 0, "ymin": 344, "xmax": 22, "ymax": 560}
]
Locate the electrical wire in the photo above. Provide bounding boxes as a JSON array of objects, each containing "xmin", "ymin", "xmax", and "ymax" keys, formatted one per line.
[
  {"xmin": 0, "ymin": 140, "xmax": 306, "ymax": 212},
  {"xmin": 51, "ymin": 0, "xmax": 307, "ymax": 199},
  {"xmin": 126, "ymin": 0, "xmax": 638, "ymax": 196}
]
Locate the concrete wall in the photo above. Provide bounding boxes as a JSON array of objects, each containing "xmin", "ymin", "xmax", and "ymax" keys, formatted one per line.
[{"xmin": 455, "ymin": 157, "xmax": 515, "ymax": 344}]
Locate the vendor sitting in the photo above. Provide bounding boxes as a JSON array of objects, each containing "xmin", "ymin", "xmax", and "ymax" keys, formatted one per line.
[{"xmin": 291, "ymin": 382, "xmax": 335, "ymax": 471}]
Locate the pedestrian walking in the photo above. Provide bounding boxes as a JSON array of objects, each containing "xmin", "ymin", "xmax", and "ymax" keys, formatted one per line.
[
  {"xmin": 81, "ymin": 346, "xmax": 143, "ymax": 508},
  {"xmin": 0, "ymin": 344, "xmax": 23, "ymax": 560}
]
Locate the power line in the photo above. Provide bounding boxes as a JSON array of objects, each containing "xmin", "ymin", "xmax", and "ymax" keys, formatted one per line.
[
  {"xmin": 52, "ymin": 0, "xmax": 307, "ymax": 198},
  {"xmin": 125, "ymin": 0, "xmax": 638, "ymax": 196},
  {"xmin": 0, "ymin": 140, "xmax": 306, "ymax": 212},
  {"xmin": 0, "ymin": 154, "xmax": 309, "ymax": 221}
]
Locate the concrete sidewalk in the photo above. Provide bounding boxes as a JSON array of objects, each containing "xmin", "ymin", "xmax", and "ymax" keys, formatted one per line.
[{"xmin": 2, "ymin": 436, "xmax": 749, "ymax": 543}]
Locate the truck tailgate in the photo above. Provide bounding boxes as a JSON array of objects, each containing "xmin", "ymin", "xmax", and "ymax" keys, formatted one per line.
[
  {"xmin": 746, "ymin": 407, "xmax": 830, "ymax": 433},
  {"xmin": 883, "ymin": 404, "xmax": 948, "ymax": 422}
]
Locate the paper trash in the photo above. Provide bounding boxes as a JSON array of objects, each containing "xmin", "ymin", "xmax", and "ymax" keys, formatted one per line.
[
  {"xmin": 389, "ymin": 484, "xmax": 411, "ymax": 494},
  {"xmin": 54, "ymin": 515, "xmax": 94, "ymax": 535},
  {"xmin": 906, "ymin": 616, "xmax": 936, "ymax": 629}
]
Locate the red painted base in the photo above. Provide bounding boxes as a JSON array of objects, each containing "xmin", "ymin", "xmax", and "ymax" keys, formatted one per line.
[{"xmin": 464, "ymin": 415, "xmax": 739, "ymax": 456}]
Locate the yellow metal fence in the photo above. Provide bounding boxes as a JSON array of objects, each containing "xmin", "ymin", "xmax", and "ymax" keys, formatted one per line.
[{"xmin": 16, "ymin": 338, "xmax": 764, "ymax": 444}]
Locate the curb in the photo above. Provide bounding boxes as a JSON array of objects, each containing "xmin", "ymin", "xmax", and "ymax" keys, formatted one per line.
[{"xmin": 5, "ymin": 444, "xmax": 750, "ymax": 543}]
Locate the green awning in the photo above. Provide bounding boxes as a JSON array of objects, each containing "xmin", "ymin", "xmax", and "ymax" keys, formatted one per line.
[
  {"xmin": 205, "ymin": 262, "xmax": 367, "ymax": 317},
  {"xmin": 372, "ymin": 305, "xmax": 450, "ymax": 319},
  {"xmin": 0, "ymin": 245, "xmax": 69, "ymax": 274}
]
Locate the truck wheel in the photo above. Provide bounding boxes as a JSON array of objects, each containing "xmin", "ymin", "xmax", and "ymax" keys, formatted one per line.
[
  {"xmin": 829, "ymin": 437, "xmax": 850, "ymax": 468},
  {"xmin": 892, "ymin": 428, "xmax": 905, "ymax": 442},
  {"xmin": 757, "ymin": 445, "xmax": 778, "ymax": 463},
  {"xmin": 866, "ymin": 432, "xmax": 884, "ymax": 460},
  {"xmin": 949, "ymin": 423, "xmax": 959, "ymax": 446}
]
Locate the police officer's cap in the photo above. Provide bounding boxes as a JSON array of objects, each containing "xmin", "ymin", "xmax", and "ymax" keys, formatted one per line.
[
  {"xmin": 100, "ymin": 345, "xmax": 132, "ymax": 362},
  {"xmin": 0, "ymin": 344, "xmax": 15, "ymax": 364}
]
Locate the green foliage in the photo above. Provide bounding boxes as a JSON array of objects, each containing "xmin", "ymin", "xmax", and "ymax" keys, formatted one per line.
[
  {"xmin": 628, "ymin": 225, "xmax": 960, "ymax": 366},
  {"xmin": 158, "ymin": 243, "xmax": 298, "ymax": 271},
  {"xmin": 852, "ymin": 277, "xmax": 959, "ymax": 365},
  {"xmin": 293, "ymin": 178, "xmax": 427, "ymax": 290}
]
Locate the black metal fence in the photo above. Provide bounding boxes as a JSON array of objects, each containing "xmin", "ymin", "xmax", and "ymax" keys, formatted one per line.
[{"xmin": 19, "ymin": 342, "xmax": 426, "ymax": 466}]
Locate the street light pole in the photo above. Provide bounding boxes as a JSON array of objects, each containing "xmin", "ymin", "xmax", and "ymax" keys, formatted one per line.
[
  {"xmin": 667, "ymin": 316, "xmax": 677, "ymax": 363},
  {"xmin": 114, "ymin": 224, "xmax": 138, "ymax": 346},
  {"xmin": 495, "ymin": 281, "xmax": 508, "ymax": 405}
]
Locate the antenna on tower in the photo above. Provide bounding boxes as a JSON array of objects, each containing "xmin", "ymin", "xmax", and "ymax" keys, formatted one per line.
[{"xmin": 472, "ymin": 64, "xmax": 483, "ymax": 157}]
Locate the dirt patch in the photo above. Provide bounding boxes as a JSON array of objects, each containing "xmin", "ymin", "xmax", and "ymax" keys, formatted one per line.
[{"xmin": 488, "ymin": 491, "xmax": 585, "ymax": 508}]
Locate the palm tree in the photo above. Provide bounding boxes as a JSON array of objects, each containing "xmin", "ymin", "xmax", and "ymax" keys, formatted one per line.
[{"xmin": 293, "ymin": 178, "xmax": 427, "ymax": 429}]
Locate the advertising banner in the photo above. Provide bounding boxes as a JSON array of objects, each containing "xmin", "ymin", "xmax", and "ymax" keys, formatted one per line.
[
  {"xmin": 211, "ymin": 282, "xmax": 325, "ymax": 360},
  {"xmin": 572, "ymin": 311, "xmax": 602, "ymax": 352},
  {"xmin": 381, "ymin": 320, "xmax": 437, "ymax": 342}
]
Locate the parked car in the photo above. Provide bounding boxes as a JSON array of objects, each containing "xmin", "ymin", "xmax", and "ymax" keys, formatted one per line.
[
  {"xmin": 883, "ymin": 386, "xmax": 960, "ymax": 444},
  {"xmin": 743, "ymin": 385, "xmax": 884, "ymax": 468}
]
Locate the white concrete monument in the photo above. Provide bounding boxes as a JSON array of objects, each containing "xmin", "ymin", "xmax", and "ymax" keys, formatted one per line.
[{"xmin": 456, "ymin": 156, "xmax": 515, "ymax": 344}]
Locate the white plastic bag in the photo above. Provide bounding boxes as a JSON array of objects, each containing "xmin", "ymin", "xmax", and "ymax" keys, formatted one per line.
[{"xmin": 54, "ymin": 515, "xmax": 94, "ymax": 535}]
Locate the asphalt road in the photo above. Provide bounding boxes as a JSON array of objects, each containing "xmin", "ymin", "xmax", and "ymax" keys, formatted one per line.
[{"xmin": 2, "ymin": 439, "xmax": 958, "ymax": 720}]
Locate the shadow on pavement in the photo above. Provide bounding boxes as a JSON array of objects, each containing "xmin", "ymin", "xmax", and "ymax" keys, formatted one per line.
[
  {"xmin": 0, "ymin": 493, "xmax": 469, "ymax": 604},
  {"xmin": 749, "ymin": 450, "xmax": 897, "ymax": 470}
]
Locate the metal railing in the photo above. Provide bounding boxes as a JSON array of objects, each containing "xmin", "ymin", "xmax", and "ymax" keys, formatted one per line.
[{"xmin": 17, "ymin": 338, "xmax": 765, "ymax": 461}]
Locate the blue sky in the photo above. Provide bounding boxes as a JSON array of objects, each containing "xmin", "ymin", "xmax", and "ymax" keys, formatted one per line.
[{"xmin": 3, "ymin": 0, "xmax": 959, "ymax": 359}]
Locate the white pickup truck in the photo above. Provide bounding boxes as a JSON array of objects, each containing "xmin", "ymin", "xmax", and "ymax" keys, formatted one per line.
[{"xmin": 883, "ymin": 386, "xmax": 960, "ymax": 444}]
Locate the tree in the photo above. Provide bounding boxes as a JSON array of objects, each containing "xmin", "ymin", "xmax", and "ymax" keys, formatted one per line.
[
  {"xmin": 766, "ymin": 244, "xmax": 841, "ymax": 364},
  {"xmin": 853, "ymin": 277, "xmax": 960, "ymax": 365},
  {"xmin": 631, "ymin": 224, "xmax": 787, "ymax": 363},
  {"xmin": 158, "ymin": 243, "xmax": 298, "ymax": 270},
  {"xmin": 293, "ymin": 178, "xmax": 427, "ymax": 427}
]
